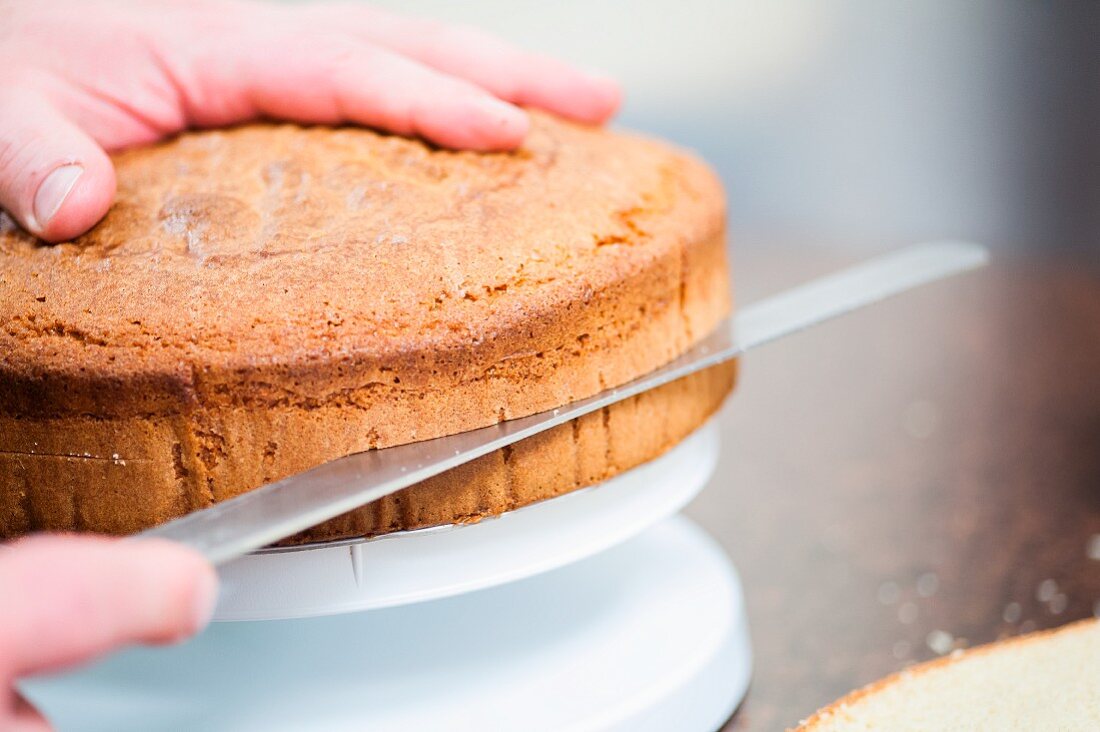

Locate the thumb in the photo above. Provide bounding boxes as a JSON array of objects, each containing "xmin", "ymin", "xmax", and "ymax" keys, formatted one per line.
[
  {"xmin": 0, "ymin": 89, "xmax": 115, "ymax": 243},
  {"xmin": 0, "ymin": 534, "xmax": 218, "ymax": 680}
]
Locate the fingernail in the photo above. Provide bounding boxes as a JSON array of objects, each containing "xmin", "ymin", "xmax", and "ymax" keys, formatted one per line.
[
  {"xmin": 33, "ymin": 164, "xmax": 83, "ymax": 230},
  {"xmin": 191, "ymin": 566, "xmax": 219, "ymax": 632}
]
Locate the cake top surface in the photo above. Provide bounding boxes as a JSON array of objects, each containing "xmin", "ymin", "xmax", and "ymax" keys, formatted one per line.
[{"xmin": 1, "ymin": 113, "xmax": 724, "ymax": 415}]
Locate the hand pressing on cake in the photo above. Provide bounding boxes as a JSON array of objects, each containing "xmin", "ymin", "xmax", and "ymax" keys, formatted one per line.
[
  {"xmin": 0, "ymin": 535, "xmax": 217, "ymax": 730},
  {"xmin": 0, "ymin": 0, "xmax": 620, "ymax": 243}
]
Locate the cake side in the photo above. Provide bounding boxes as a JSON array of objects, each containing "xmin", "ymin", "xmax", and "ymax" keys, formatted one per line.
[
  {"xmin": 290, "ymin": 362, "xmax": 735, "ymax": 544},
  {"xmin": 0, "ymin": 362, "xmax": 735, "ymax": 540}
]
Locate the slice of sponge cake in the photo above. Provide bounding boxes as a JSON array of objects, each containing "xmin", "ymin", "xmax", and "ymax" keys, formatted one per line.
[{"xmin": 795, "ymin": 618, "xmax": 1100, "ymax": 731}]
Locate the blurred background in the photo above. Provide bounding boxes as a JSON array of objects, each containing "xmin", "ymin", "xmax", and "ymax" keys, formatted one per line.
[{"xmin": 367, "ymin": 0, "xmax": 1099, "ymax": 256}]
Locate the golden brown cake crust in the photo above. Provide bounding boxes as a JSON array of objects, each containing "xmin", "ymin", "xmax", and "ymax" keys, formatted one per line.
[{"xmin": 0, "ymin": 112, "xmax": 732, "ymax": 541}]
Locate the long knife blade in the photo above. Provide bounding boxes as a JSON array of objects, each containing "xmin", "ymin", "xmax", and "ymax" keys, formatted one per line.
[{"xmin": 138, "ymin": 240, "xmax": 988, "ymax": 564}]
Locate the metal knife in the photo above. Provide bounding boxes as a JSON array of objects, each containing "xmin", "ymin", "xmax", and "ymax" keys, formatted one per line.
[{"xmin": 139, "ymin": 240, "xmax": 989, "ymax": 564}]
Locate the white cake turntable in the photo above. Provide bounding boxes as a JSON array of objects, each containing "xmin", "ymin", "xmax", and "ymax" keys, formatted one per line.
[{"xmin": 22, "ymin": 421, "xmax": 752, "ymax": 731}]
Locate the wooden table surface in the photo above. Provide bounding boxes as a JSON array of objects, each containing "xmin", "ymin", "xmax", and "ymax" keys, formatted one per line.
[{"xmin": 682, "ymin": 245, "xmax": 1100, "ymax": 731}]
